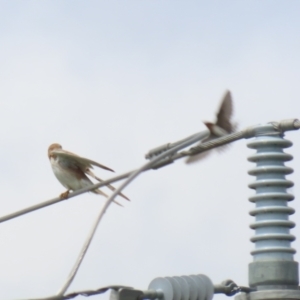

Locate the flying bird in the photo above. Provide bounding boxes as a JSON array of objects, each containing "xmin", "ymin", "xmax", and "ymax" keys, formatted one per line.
[
  {"xmin": 186, "ymin": 90, "xmax": 235, "ymax": 164},
  {"xmin": 48, "ymin": 143, "xmax": 129, "ymax": 205}
]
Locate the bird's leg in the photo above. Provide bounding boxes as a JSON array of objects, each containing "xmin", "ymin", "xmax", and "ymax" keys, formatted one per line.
[{"xmin": 60, "ymin": 190, "xmax": 70, "ymax": 199}]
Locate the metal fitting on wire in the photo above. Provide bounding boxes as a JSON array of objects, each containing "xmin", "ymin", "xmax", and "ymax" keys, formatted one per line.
[
  {"xmin": 214, "ymin": 280, "xmax": 251, "ymax": 296},
  {"xmin": 145, "ymin": 132, "xmax": 209, "ymax": 160}
]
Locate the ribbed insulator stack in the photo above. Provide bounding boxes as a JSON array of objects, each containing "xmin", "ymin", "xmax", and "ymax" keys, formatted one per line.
[
  {"xmin": 148, "ymin": 274, "xmax": 214, "ymax": 300},
  {"xmin": 247, "ymin": 134, "xmax": 298, "ymax": 288}
]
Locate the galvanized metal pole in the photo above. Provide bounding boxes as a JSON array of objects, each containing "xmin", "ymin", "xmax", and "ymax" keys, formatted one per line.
[{"xmin": 236, "ymin": 123, "xmax": 300, "ymax": 300}]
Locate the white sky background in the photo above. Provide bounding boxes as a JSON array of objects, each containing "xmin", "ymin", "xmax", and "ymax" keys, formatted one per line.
[{"xmin": 0, "ymin": 1, "xmax": 300, "ymax": 299}]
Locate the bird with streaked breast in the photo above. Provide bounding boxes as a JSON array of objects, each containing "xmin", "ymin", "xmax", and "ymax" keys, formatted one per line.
[{"xmin": 48, "ymin": 143, "xmax": 129, "ymax": 205}]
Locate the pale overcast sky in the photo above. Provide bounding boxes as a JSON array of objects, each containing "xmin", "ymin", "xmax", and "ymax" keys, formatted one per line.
[{"xmin": 0, "ymin": 1, "xmax": 300, "ymax": 299}]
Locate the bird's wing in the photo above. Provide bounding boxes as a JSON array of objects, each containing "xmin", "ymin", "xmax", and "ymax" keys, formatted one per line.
[
  {"xmin": 216, "ymin": 90, "xmax": 233, "ymax": 133},
  {"xmin": 185, "ymin": 150, "xmax": 212, "ymax": 164},
  {"xmin": 51, "ymin": 149, "xmax": 115, "ymax": 172},
  {"xmin": 86, "ymin": 169, "xmax": 130, "ymax": 201}
]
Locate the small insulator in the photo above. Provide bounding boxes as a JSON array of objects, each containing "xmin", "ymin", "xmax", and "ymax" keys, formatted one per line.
[{"xmin": 148, "ymin": 274, "xmax": 214, "ymax": 300}]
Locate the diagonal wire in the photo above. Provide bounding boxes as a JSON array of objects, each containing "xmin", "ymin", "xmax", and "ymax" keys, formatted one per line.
[
  {"xmin": 28, "ymin": 285, "xmax": 129, "ymax": 300},
  {"xmin": 56, "ymin": 131, "xmax": 209, "ymax": 296},
  {"xmin": 147, "ymin": 119, "xmax": 300, "ymax": 163},
  {"xmin": 62, "ymin": 285, "xmax": 129, "ymax": 300},
  {"xmin": 0, "ymin": 171, "xmax": 132, "ymax": 224},
  {"xmin": 0, "ymin": 131, "xmax": 210, "ymax": 224},
  {"xmin": 0, "ymin": 119, "xmax": 298, "ymax": 225},
  {"xmin": 0, "ymin": 128, "xmax": 233, "ymax": 223}
]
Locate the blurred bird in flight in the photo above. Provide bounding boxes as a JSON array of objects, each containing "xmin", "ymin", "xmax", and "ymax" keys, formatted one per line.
[
  {"xmin": 48, "ymin": 143, "xmax": 129, "ymax": 205},
  {"xmin": 186, "ymin": 90, "xmax": 236, "ymax": 163}
]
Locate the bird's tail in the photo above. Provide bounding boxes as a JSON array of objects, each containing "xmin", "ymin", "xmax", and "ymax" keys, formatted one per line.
[
  {"xmin": 86, "ymin": 169, "xmax": 130, "ymax": 201},
  {"xmin": 92, "ymin": 189, "xmax": 123, "ymax": 207}
]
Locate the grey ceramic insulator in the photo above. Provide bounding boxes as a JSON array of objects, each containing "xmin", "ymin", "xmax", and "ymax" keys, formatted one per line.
[
  {"xmin": 247, "ymin": 132, "xmax": 298, "ymax": 288},
  {"xmin": 148, "ymin": 274, "xmax": 214, "ymax": 300}
]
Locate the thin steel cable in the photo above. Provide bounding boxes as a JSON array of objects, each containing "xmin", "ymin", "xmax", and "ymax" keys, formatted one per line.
[
  {"xmin": 145, "ymin": 131, "xmax": 208, "ymax": 159},
  {"xmin": 160, "ymin": 119, "xmax": 300, "ymax": 161},
  {"xmin": 174, "ymin": 129, "xmax": 246, "ymax": 160},
  {"xmin": 62, "ymin": 285, "xmax": 129, "ymax": 299},
  {"xmin": 0, "ymin": 119, "xmax": 298, "ymax": 224},
  {"xmin": 0, "ymin": 132, "xmax": 208, "ymax": 224},
  {"xmin": 56, "ymin": 131, "xmax": 209, "ymax": 296},
  {"xmin": 63, "ymin": 286, "xmax": 130, "ymax": 299},
  {"xmin": 0, "ymin": 171, "xmax": 132, "ymax": 224},
  {"xmin": 28, "ymin": 285, "xmax": 129, "ymax": 300}
]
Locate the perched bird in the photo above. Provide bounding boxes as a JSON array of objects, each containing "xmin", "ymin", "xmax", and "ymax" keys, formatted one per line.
[
  {"xmin": 48, "ymin": 143, "xmax": 129, "ymax": 205},
  {"xmin": 186, "ymin": 90, "xmax": 235, "ymax": 164}
]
